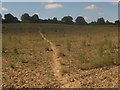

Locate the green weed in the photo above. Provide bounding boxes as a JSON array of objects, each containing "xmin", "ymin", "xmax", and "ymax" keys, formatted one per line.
[
  {"xmin": 44, "ymin": 47, "xmax": 49, "ymax": 51},
  {"xmin": 9, "ymin": 63, "xmax": 15, "ymax": 69}
]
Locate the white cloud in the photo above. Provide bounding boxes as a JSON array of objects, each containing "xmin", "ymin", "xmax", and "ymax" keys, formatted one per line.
[
  {"xmin": 2, "ymin": 7, "xmax": 8, "ymax": 12},
  {"xmin": 84, "ymin": 4, "xmax": 101, "ymax": 10},
  {"xmin": 44, "ymin": 4, "xmax": 63, "ymax": 9},
  {"xmin": 98, "ymin": 12, "xmax": 104, "ymax": 15},
  {"xmin": 47, "ymin": 0, "xmax": 54, "ymax": 3},
  {"xmin": 111, "ymin": 2, "xmax": 120, "ymax": 5}
]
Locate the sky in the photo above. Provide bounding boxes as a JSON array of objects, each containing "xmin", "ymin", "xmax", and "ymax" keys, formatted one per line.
[{"xmin": 1, "ymin": 2, "xmax": 119, "ymax": 22}]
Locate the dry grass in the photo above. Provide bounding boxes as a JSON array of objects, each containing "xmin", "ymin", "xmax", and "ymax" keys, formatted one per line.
[{"xmin": 2, "ymin": 23, "xmax": 119, "ymax": 88}]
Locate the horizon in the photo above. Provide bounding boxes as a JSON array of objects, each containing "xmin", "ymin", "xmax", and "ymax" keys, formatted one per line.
[{"xmin": 2, "ymin": 2, "xmax": 118, "ymax": 23}]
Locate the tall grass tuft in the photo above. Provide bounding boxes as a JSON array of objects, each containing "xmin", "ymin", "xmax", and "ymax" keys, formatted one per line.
[
  {"xmin": 78, "ymin": 52, "xmax": 86, "ymax": 63},
  {"xmin": 90, "ymin": 54, "xmax": 114, "ymax": 68}
]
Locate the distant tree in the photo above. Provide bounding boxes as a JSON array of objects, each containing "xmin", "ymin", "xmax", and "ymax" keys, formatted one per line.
[
  {"xmin": 106, "ymin": 20, "xmax": 110, "ymax": 25},
  {"xmin": 44, "ymin": 17, "xmax": 58, "ymax": 24},
  {"xmin": 89, "ymin": 21, "xmax": 97, "ymax": 25},
  {"xmin": 61, "ymin": 16, "xmax": 73, "ymax": 24},
  {"xmin": 97, "ymin": 17, "xmax": 106, "ymax": 25},
  {"xmin": 21, "ymin": 13, "xmax": 30, "ymax": 23},
  {"xmin": 39, "ymin": 19, "xmax": 43, "ymax": 23},
  {"xmin": 4, "ymin": 13, "xmax": 20, "ymax": 23},
  {"xmin": 42, "ymin": 19, "xmax": 48, "ymax": 23},
  {"xmin": 30, "ymin": 14, "xmax": 39, "ymax": 23},
  {"xmin": 106, "ymin": 20, "xmax": 114, "ymax": 25},
  {"xmin": 1, "ymin": 14, "xmax": 5, "ymax": 23},
  {"xmin": 47, "ymin": 18, "xmax": 52, "ymax": 23},
  {"xmin": 115, "ymin": 20, "xmax": 120, "ymax": 25},
  {"xmin": 4, "ymin": 13, "xmax": 14, "ymax": 23},
  {"xmin": 53, "ymin": 17, "xmax": 58, "ymax": 23},
  {"xmin": 2, "ymin": 13, "xmax": 119, "ymax": 25},
  {"xmin": 58, "ymin": 20, "xmax": 62, "ymax": 24},
  {"xmin": 2, "ymin": 19, "xmax": 5, "ymax": 23},
  {"xmin": 14, "ymin": 17, "xmax": 20, "ymax": 23},
  {"xmin": 75, "ymin": 16, "xmax": 87, "ymax": 25}
]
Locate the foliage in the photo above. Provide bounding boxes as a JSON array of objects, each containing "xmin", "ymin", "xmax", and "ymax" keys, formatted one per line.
[
  {"xmin": 4, "ymin": 13, "xmax": 20, "ymax": 23},
  {"xmin": 75, "ymin": 16, "xmax": 87, "ymax": 25},
  {"xmin": 21, "ymin": 13, "xmax": 31, "ymax": 23},
  {"xmin": 1, "ymin": 13, "xmax": 120, "ymax": 25},
  {"xmin": 61, "ymin": 16, "xmax": 73, "ymax": 24},
  {"xmin": 97, "ymin": 18, "xmax": 105, "ymax": 25}
]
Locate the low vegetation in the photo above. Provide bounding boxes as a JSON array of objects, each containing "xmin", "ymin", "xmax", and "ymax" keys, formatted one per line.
[{"xmin": 2, "ymin": 23, "xmax": 119, "ymax": 88}]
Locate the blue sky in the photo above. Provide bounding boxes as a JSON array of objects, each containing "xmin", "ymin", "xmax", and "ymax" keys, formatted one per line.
[{"xmin": 2, "ymin": 2, "xmax": 118, "ymax": 22}]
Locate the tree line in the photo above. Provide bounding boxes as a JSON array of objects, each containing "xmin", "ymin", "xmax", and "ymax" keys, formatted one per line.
[{"xmin": 0, "ymin": 13, "xmax": 120, "ymax": 25}]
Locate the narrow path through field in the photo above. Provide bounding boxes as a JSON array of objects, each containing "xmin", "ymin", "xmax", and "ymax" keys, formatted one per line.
[{"xmin": 39, "ymin": 31, "xmax": 76, "ymax": 88}]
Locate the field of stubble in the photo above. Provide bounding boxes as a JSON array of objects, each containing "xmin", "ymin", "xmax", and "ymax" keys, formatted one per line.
[{"xmin": 2, "ymin": 23, "xmax": 119, "ymax": 88}]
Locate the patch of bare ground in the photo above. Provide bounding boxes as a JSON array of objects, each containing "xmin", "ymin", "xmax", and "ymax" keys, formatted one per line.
[
  {"xmin": 2, "ymin": 33, "xmax": 60, "ymax": 88},
  {"xmin": 39, "ymin": 31, "xmax": 119, "ymax": 88},
  {"xmin": 66, "ymin": 65, "xmax": 119, "ymax": 88}
]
